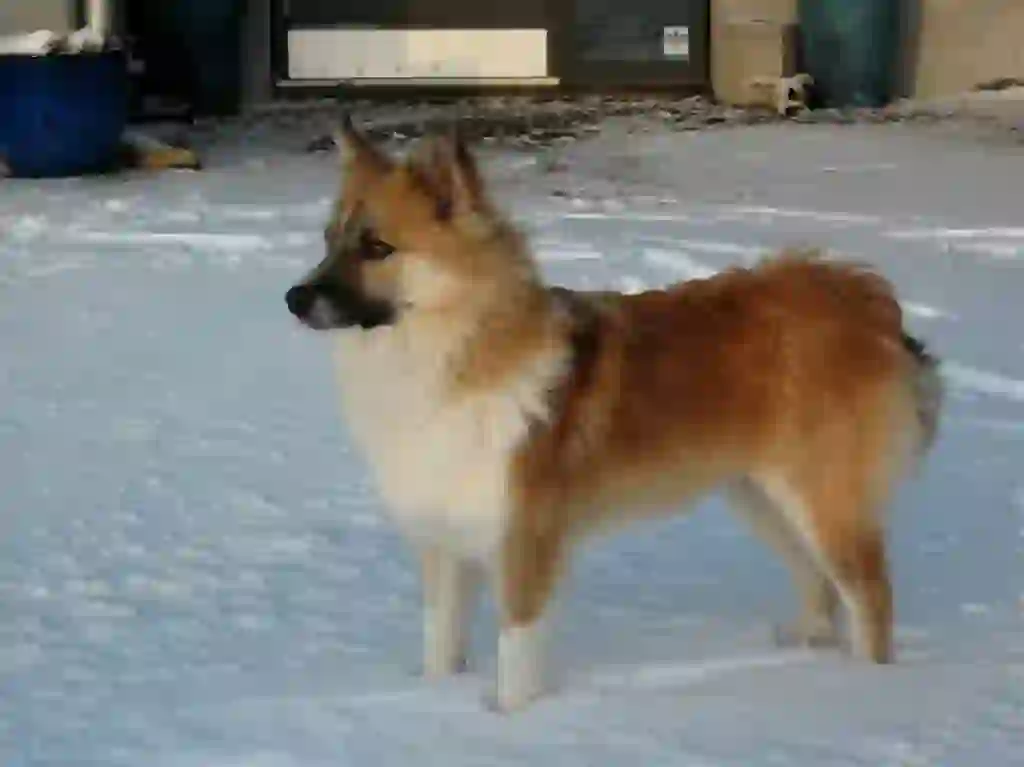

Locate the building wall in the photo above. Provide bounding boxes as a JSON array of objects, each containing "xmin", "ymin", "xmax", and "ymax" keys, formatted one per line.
[
  {"xmin": 0, "ymin": 0, "xmax": 76, "ymax": 35},
  {"xmin": 912, "ymin": 0, "xmax": 1024, "ymax": 98}
]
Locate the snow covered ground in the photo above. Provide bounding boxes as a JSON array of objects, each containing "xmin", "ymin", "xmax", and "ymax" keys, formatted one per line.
[{"xmin": 1, "ymin": 121, "xmax": 1022, "ymax": 766}]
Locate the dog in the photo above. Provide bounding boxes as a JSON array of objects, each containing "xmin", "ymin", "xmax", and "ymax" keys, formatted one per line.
[{"xmin": 285, "ymin": 117, "xmax": 943, "ymax": 713}]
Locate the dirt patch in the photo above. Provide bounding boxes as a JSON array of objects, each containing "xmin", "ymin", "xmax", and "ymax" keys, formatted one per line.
[{"xmin": 161, "ymin": 93, "xmax": 1024, "ymax": 157}]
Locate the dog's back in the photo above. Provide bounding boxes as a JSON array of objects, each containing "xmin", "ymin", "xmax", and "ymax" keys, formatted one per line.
[
  {"xmin": 532, "ymin": 250, "xmax": 939, "ymax": 503},
  {"xmin": 518, "ymin": 250, "xmax": 942, "ymax": 667}
]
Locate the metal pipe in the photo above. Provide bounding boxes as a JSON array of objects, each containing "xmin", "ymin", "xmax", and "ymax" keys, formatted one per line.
[{"xmin": 86, "ymin": 0, "xmax": 112, "ymax": 40}]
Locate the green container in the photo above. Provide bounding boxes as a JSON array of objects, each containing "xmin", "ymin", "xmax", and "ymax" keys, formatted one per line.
[{"xmin": 798, "ymin": 0, "xmax": 900, "ymax": 108}]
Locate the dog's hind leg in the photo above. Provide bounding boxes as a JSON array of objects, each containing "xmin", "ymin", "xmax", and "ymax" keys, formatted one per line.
[
  {"xmin": 728, "ymin": 478, "xmax": 841, "ymax": 649},
  {"xmin": 421, "ymin": 546, "xmax": 482, "ymax": 678},
  {"xmin": 753, "ymin": 469, "xmax": 894, "ymax": 664}
]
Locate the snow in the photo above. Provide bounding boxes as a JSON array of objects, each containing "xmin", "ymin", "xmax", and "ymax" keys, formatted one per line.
[
  {"xmin": 943, "ymin": 363, "xmax": 1024, "ymax": 403},
  {"xmin": 1, "ymin": 123, "xmax": 1022, "ymax": 766}
]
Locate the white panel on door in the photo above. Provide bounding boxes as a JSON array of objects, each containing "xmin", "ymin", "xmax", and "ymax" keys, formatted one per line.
[{"xmin": 287, "ymin": 28, "xmax": 549, "ymax": 80}]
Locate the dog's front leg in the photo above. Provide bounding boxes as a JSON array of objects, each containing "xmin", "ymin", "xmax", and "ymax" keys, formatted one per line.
[
  {"xmin": 420, "ymin": 545, "xmax": 481, "ymax": 678},
  {"xmin": 490, "ymin": 519, "xmax": 566, "ymax": 713}
]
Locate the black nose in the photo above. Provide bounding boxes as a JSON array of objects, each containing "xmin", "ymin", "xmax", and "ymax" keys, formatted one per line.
[{"xmin": 286, "ymin": 285, "xmax": 315, "ymax": 317}]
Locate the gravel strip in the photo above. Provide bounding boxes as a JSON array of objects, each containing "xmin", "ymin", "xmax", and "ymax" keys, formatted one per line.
[{"xmin": 150, "ymin": 93, "xmax": 1024, "ymax": 157}]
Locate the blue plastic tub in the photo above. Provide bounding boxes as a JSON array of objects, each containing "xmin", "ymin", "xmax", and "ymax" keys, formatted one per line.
[{"xmin": 0, "ymin": 50, "xmax": 128, "ymax": 178}]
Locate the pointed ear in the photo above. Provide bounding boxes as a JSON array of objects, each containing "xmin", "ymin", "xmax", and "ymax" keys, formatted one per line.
[
  {"xmin": 333, "ymin": 111, "xmax": 392, "ymax": 174},
  {"xmin": 404, "ymin": 126, "xmax": 489, "ymax": 220}
]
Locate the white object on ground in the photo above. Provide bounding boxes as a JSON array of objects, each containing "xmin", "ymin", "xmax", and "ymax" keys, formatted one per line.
[
  {"xmin": 0, "ymin": 26, "xmax": 111, "ymax": 56},
  {"xmin": 0, "ymin": 30, "xmax": 63, "ymax": 56},
  {"xmin": 64, "ymin": 27, "xmax": 106, "ymax": 54},
  {"xmin": 0, "ymin": 1, "xmax": 112, "ymax": 57}
]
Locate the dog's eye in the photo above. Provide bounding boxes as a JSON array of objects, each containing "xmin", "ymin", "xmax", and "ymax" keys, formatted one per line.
[{"xmin": 362, "ymin": 233, "xmax": 396, "ymax": 261}]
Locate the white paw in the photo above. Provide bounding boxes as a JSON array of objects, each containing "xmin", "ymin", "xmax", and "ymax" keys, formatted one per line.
[
  {"xmin": 483, "ymin": 681, "xmax": 546, "ymax": 714},
  {"xmin": 421, "ymin": 653, "xmax": 469, "ymax": 680},
  {"xmin": 493, "ymin": 620, "xmax": 549, "ymax": 713},
  {"xmin": 772, "ymin": 621, "xmax": 842, "ymax": 650}
]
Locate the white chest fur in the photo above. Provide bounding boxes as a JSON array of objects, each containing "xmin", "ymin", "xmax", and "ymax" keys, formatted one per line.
[{"xmin": 330, "ymin": 322, "xmax": 564, "ymax": 562}]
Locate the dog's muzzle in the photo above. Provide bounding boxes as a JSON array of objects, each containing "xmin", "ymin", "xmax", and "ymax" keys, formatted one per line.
[
  {"xmin": 285, "ymin": 284, "xmax": 316, "ymax": 318},
  {"xmin": 286, "ymin": 283, "xmax": 395, "ymax": 330}
]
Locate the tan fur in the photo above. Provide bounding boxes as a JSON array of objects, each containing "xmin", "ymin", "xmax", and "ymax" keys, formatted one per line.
[
  {"xmin": 289, "ymin": 123, "xmax": 943, "ymax": 712},
  {"xmin": 505, "ymin": 253, "xmax": 920, "ymax": 658}
]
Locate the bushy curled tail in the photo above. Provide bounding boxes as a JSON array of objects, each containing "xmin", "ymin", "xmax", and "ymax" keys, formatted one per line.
[{"xmin": 902, "ymin": 332, "xmax": 943, "ymax": 454}]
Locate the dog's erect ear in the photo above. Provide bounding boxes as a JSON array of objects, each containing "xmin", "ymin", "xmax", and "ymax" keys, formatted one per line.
[
  {"xmin": 405, "ymin": 126, "xmax": 489, "ymax": 220},
  {"xmin": 333, "ymin": 111, "xmax": 392, "ymax": 174}
]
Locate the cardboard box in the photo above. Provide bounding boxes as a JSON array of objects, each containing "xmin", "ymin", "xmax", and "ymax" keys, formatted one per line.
[
  {"xmin": 711, "ymin": 0, "xmax": 797, "ymax": 27},
  {"xmin": 913, "ymin": 0, "xmax": 1024, "ymax": 99},
  {"xmin": 712, "ymin": 19, "xmax": 798, "ymax": 106}
]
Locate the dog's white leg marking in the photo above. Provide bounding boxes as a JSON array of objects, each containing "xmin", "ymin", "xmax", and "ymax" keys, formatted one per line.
[
  {"xmin": 495, "ymin": 614, "xmax": 550, "ymax": 713},
  {"xmin": 842, "ymin": 590, "xmax": 875, "ymax": 661},
  {"xmin": 421, "ymin": 547, "xmax": 481, "ymax": 678},
  {"xmin": 492, "ymin": 512, "xmax": 565, "ymax": 713},
  {"xmin": 753, "ymin": 475, "xmax": 847, "ymax": 648},
  {"xmin": 729, "ymin": 480, "xmax": 840, "ymax": 648},
  {"xmin": 756, "ymin": 473, "xmax": 893, "ymax": 663}
]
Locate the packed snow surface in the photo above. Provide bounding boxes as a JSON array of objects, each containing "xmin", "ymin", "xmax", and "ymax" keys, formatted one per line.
[{"xmin": 1, "ymin": 123, "xmax": 1021, "ymax": 766}]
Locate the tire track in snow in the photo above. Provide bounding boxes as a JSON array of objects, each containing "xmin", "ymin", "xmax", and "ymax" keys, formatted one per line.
[{"xmin": 943, "ymin": 362, "xmax": 1024, "ymax": 403}]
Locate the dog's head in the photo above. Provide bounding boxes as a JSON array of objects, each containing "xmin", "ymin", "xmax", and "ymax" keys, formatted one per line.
[{"xmin": 286, "ymin": 116, "xmax": 534, "ymax": 332}]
